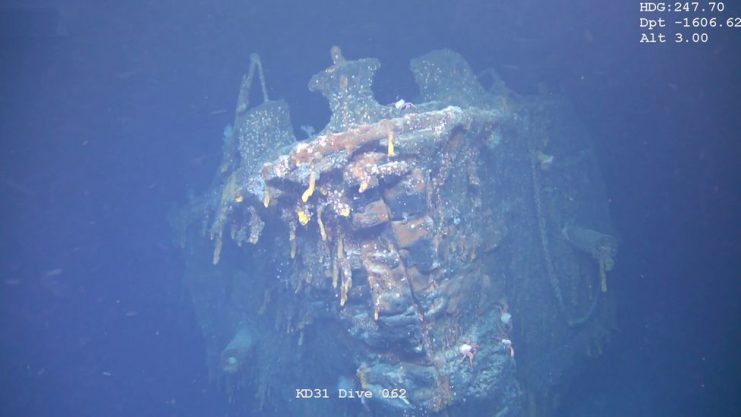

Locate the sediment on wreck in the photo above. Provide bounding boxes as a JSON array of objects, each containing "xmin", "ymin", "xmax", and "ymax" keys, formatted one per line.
[{"xmin": 171, "ymin": 47, "xmax": 618, "ymax": 417}]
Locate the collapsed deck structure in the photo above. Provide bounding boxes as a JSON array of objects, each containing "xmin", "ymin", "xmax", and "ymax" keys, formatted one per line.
[{"xmin": 172, "ymin": 47, "xmax": 618, "ymax": 417}]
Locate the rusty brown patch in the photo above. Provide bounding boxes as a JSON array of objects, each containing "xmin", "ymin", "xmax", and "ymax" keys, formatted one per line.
[{"xmin": 391, "ymin": 216, "xmax": 433, "ymax": 248}]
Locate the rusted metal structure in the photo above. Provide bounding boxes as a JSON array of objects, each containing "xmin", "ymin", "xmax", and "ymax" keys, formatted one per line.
[{"xmin": 172, "ymin": 47, "xmax": 618, "ymax": 417}]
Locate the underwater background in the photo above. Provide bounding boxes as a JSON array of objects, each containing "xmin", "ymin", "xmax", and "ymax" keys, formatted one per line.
[{"xmin": 0, "ymin": 1, "xmax": 738, "ymax": 416}]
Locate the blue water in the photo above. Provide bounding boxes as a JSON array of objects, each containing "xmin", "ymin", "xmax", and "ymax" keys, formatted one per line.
[{"xmin": 1, "ymin": 1, "xmax": 738, "ymax": 416}]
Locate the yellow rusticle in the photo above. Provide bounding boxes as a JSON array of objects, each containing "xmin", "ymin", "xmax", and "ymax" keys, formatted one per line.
[
  {"xmin": 297, "ymin": 208, "xmax": 311, "ymax": 226},
  {"xmin": 288, "ymin": 220, "xmax": 297, "ymax": 258},
  {"xmin": 599, "ymin": 256, "xmax": 614, "ymax": 292},
  {"xmin": 340, "ymin": 277, "xmax": 351, "ymax": 306},
  {"xmin": 356, "ymin": 364, "xmax": 369, "ymax": 390},
  {"xmin": 263, "ymin": 189, "xmax": 271, "ymax": 208},
  {"xmin": 331, "ymin": 253, "xmax": 339, "ymax": 289},
  {"xmin": 212, "ymin": 234, "xmax": 223, "ymax": 265},
  {"xmin": 337, "ymin": 237, "xmax": 353, "ymax": 306},
  {"xmin": 317, "ymin": 205, "xmax": 328, "ymax": 241},
  {"xmin": 387, "ymin": 129, "xmax": 395, "ymax": 157},
  {"xmin": 301, "ymin": 170, "xmax": 317, "ymax": 202},
  {"xmin": 338, "ymin": 204, "xmax": 351, "ymax": 217},
  {"xmin": 358, "ymin": 180, "xmax": 369, "ymax": 193}
]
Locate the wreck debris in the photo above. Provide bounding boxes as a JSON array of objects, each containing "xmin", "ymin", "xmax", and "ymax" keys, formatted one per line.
[
  {"xmin": 221, "ymin": 325, "xmax": 256, "ymax": 374},
  {"xmin": 174, "ymin": 47, "xmax": 618, "ymax": 417},
  {"xmin": 562, "ymin": 225, "xmax": 618, "ymax": 292}
]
